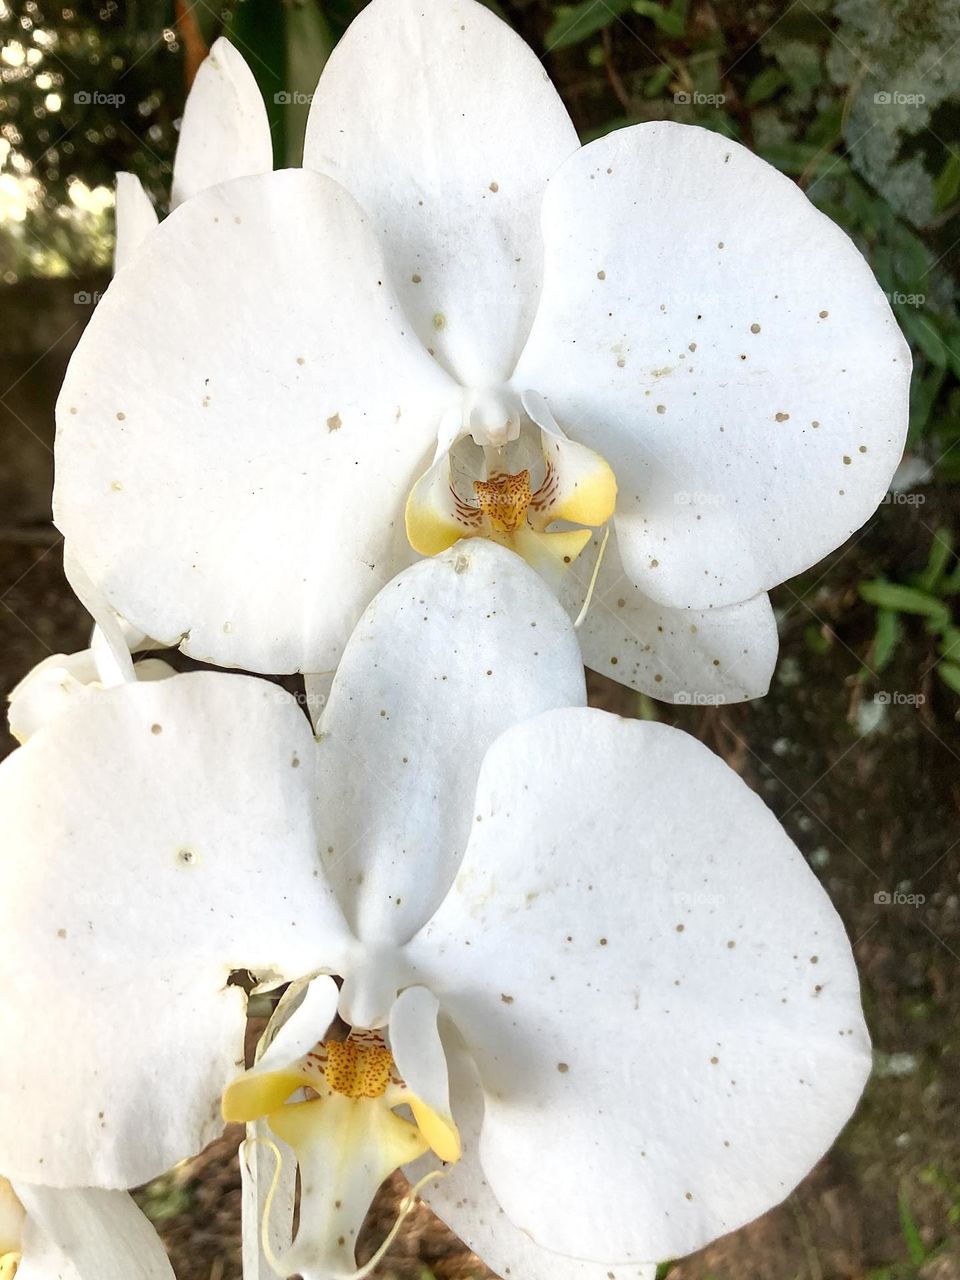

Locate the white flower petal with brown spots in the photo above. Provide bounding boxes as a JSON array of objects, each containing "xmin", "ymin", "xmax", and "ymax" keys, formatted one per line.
[
  {"xmin": 54, "ymin": 0, "xmax": 907, "ymax": 698},
  {"xmin": 0, "ymin": 546, "xmax": 867, "ymax": 1276}
]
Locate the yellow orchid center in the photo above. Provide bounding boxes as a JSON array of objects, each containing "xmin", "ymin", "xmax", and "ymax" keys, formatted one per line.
[
  {"xmin": 405, "ymin": 392, "xmax": 617, "ymax": 586},
  {"xmin": 0, "ymin": 1255, "xmax": 19, "ymax": 1280},
  {"xmin": 222, "ymin": 1029, "xmax": 459, "ymax": 1278},
  {"xmin": 315, "ymin": 1035, "xmax": 394, "ymax": 1099},
  {"xmin": 474, "ymin": 469, "xmax": 533, "ymax": 533}
]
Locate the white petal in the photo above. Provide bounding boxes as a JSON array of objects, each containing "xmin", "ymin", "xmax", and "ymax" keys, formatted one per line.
[
  {"xmin": 63, "ymin": 549, "xmax": 134, "ymax": 685},
  {"xmin": 315, "ymin": 541, "xmax": 586, "ymax": 946},
  {"xmin": 0, "ymin": 673, "xmax": 351, "ymax": 1188},
  {"xmin": 562, "ymin": 532, "xmax": 777, "ymax": 702},
  {"xmin": 170, "ymin": 38, "xmax": 272, "ymax": 208},
  {"xmin": 16, "ymin": 1186, "xmax": 174, "ymax": 1280},
  {"xmin": 7, "ymin": 652, "xmax": 99, "ymax": 743},
  {"xmin": 406, "ymin": 708, "xmax": 871, "ymax": 1262},
  {"xmin": 113, "ymin": 174, "xmax": 158, "ymax": 272},
  {"xmin": 269, "ymin": 1096, "xmax": 427, "ymax": 1280},
  {"xmin": 54, "ymin": 170, "xmax": 455, "ymax": 674},
  {"xmin": 408, "ymin": 1036, "xmax": 655, "ymax": 1280},
  {"xmin": 514, "ymin": 122, "xmax": 911, "ymax": 609},
  {"xmin": 389, "ymin": 987, "xmax": 458, "ymax": 1160},
  {"xmin": 249, "ymin": 976, "xmax": 340, "ymax": 1081},
  {"xmin": 304, "ymin": 0, "xmax": 578, "ymax": 387}
]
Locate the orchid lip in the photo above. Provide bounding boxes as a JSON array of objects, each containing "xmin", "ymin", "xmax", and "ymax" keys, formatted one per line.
[
  {"xmin": 405, "ymin": 388, "xmax": 618, "ymax": 585},
  {"xmin": 222, "ymin": 995, "xmax": 460, "ymax": 1280}
]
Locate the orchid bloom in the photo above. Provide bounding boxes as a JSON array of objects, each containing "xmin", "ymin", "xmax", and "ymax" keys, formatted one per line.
[
  {"xmin": 54, "ymin": 0, "xmax": 908, "ymax": 703},
  {"xmin": 0, "ymin": 543, "xmax": 869, "ymax": 1278},
  {"xmin": 0, "ymin": 1175, "xmax": 174, "ymax": 1279},
  {"xmin": 113, "ymin": 38, "xmax": 271, "ymax": 269}
]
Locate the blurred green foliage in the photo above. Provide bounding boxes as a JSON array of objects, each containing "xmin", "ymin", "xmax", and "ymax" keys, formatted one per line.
[
  {"xmin": 859, "ymin": 525, "xmax": 960, "ymax": 693},
  {"xmin": 1, "ymin": 0, "xmax": 958, "ymax": 472}
]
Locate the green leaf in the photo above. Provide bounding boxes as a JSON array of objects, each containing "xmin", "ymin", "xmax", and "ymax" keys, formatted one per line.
[
  {"xmin": 225, "ymin": 0, "xmax": 333, "ymax": 167},
  {"xmin": 900, "ymin": 309, "xmax": 949, "ymax": 369},
  {"xmin": 898, "ymin": 1188, "xmax": 927, "ymax": 1265},
  {"xmin": 914, "ymin": 528, "xmax": 955, "ymax": 594},
  {"xmin": 644, "ymin": 63, "xmax": 674, "ymax": 97},
  {"xmin": 545, "ymin": 0, "xmax": 633, "ymax": 50},
  {"xmin": 934, "ymin": 152, "xmax": 960, "ymax": 214},
  {"xmin": 632, "ymin": 0, "xmax": 689, "ymax": 37},
  {"xmin": 908, "ymin": 364, "xmax": 947, "ymax": 442},
  {"xmin": 938, "ymin": 660, "xmax": 960, "ymax": 695},
  {"xmin": 859, "ymin": 580, "xmax": 951, "ymax": 630},
  {"xmin": 758, "ymin": 142, "xmax": 849, "ymax": 180},
  {"xmin": 873, "ymin": 608, "xmax": 903, "ymax": 672},
  {"xmin": 804, "ymin": 622, "xmax": 832, "ymax": 655},
  {"xmin": 283, "ymin": 0, "xmax": 335, "ymax": 166},
  {"xmin": 939, "ymin": 627, "xmax": 960, "ymax": 660},
  {"xmin": 745, "ymin": 65, "xmax": 788, "ymax": 106}
]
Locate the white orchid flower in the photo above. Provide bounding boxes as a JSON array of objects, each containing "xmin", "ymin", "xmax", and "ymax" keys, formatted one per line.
[
  {"xmin": 0, "ymin": 1177, "xmax": 174, "ymax": 1280},
  {"xmin": 114, "ymin": 38, "xmax": 271, "ymax": 269},
  {"xmin": 55, "ymin": 0, "xmax": 908, "ymax": 703},
  {"xmin": 0, "ymin": 542, "xmax": 868, "ymax": 1276}
]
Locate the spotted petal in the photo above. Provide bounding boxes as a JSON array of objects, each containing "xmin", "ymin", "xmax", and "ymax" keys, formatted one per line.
[
  {"xmin": 54, "ymin": 171, "xmax": 455, "ymax": 674},
  {"xmin": 408, "ymin": 1035, "xmax": 656, "ymax": 1280},
  {"xmin": 0, "ymin": 673, "xmax": 351, "ymax": 1188},
  {"xmin": 514, "ymin": 122, "xmax": 910, "ymax": 610},
  {"xmin": 304, "ymin": 0, "xmax": 578, "ymax": 387},
  {"xmin": 314, "ymin": 541, "xmax": 586, "ymax": 948},
  {"xmin": 170, "ymin": 38, "xmax": 272, "ymax": 208},
  {"xmin": 406, "ymin": 708, "xmax": 870, "ymax": 1262},
  {"xmin": 561, "ymin": 531, "xmax": 777, "ymax": 702}
]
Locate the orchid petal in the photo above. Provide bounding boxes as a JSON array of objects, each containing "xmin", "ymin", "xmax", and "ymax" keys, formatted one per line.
[
  {"xmin": 269, "ymin": 1096, "xmax": 427, "ymax": 1280},
  {"xmin": 409, "ymin": 1036, "xmax": 655, "ymax": 1280},
  {"xmin": 315, "ymin": 541, "xmax": 586, "ymax": 946},
  {"xmin": 223, "ymin": 977, "xmax": 341, "ymax": 1122},
  {"xmin": 522, "ymin": 390, "xmax": 617, "ymax": 530},
  {"xmin": 0, "ymin": 672, "xmax": 351, "ymax": 1188},
  {"xmin": 16, "ymin": 1186, "xmax": 174, "ymax": 1280},
  {"xmin": 170, "ymin": 38, "xmax": 272, "ymax": 208},
  {"xmin": 7, "ymin": 651, "xmax": 100, "ymax": 743},
  {"xmin": 54, "ymin": 170, "xmax": 455, "ymax": 674},
  {"xmin": 563, "ymin": 532, "xmax": 777, "ymax": 701},
  {"xmin": 303, "ymin": 0, "xmax": 578, "ymax": 387},
  {"xmin": 113, "ymin": 174, "xmax": 158, "ymax": 271},
  {"xmin": 514, "ymin": 123, "xmax": 911, "ymax": 609},
  {"xmin": 389, "ymin": 987, "xmax": 459, "ymax": 1162},
  {"xmin": 407, "ymin": 708, "xmax": 871, "ymax": 1263}
]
